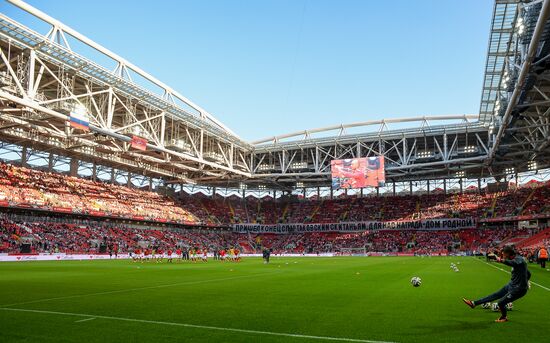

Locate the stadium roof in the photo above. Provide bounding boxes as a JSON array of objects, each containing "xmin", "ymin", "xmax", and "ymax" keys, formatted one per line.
[
  {"xmin": 479, "ymin": 0, "xmax": 520, "ymax": 123},
  {"xmin": 1, "ymin": 0, "xmax": 550, "ymax": 191}
]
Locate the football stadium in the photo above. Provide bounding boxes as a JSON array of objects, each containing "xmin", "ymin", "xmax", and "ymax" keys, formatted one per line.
[{"xmin": 1, "ymin": 0, "xmax": 550, "ymax": 342}]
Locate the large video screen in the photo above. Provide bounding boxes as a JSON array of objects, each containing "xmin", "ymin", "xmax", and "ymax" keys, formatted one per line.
[{"xmin": 331, "ymin": 156, "xmax": 385, "ymax": 189}]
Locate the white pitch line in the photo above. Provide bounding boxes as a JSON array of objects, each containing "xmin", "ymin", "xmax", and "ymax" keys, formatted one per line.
[
  {"xmin": 74, "ymin": 317, "xmax": 96, "ymax": 323},
  {"xmin": 0, "ymin": 307, "xmax": 396, "ymax": 343},
  {"xmin": 0, "ymin": 271, "xmax": 280, "ymax": 308},
  {"xmin": 473, "ymin": 258, "xmax": 550, "ymax": 292}
]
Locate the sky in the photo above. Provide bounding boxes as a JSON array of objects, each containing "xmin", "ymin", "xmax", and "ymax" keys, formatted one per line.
[{"xmin": 2, "ymin": 0, "xmax": 494, "ymax": 142}]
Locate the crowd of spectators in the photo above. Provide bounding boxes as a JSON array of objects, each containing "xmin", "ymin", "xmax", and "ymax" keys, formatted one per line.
[
  {"xmin": 0, "ymin": 163, "xmax": 199, "ymax": 223},
  {"xmin": 0, "ymin": 161, "xmax": 549, "ymax": 257},
  {"xmin": 2, "ymin": 214, "xmax": 548, "ymax": 256},
  {"xmin": 0, "ymin": 162, "xmax": 549, "ymax": 226},
  {"xmin": 216, "ymin": 184, "xmax": 550, "ymax": 225},
  {"xmin": 0, "ymin": 216, "xmax": 237, "ymax": 254},
  {"xmin": 245, "ymin": 227, "xmax": 539, "ymax": 255}
]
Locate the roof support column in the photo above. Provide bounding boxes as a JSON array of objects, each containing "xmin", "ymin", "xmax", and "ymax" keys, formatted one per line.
[
  {"xmin": 92, "ymin": 162, "xmax": 97, "ymax": 182},
  {"xmin": 69, "ymin": 158, "xmax": 78, "ymax": 177},
  {"xmin": 478, "ymin": 178, "xmax": 482, "ymax": 193},
  {"xmin": 21, "ymin": 146, "xmax": 28, "ymax": 167},
  {"xmin": 48, "ymin": 152, "xmax": 54, "ymax": 172}
]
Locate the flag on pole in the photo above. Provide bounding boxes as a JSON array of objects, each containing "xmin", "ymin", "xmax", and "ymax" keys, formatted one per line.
[{"xmin": 131, "ymin": 135, "xmax": 148, "ymax": 151}]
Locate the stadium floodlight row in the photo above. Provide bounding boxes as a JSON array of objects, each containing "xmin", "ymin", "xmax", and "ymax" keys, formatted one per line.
[{"xmin": 0, "ymin": 0, "xmax": 550, "ymax": 193}]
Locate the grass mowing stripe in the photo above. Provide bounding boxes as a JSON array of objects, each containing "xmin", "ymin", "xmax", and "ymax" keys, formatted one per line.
[
  {"xmin": 473, "ymin": 257, "xmax": 550, "ymax": 291},
  {"xmin": 0, "ymin": 271, "xmax": 282, "ymax": 308},
  {"xmin": 0, "ymin": 307, "xmax": 397, "ymax": 343}
]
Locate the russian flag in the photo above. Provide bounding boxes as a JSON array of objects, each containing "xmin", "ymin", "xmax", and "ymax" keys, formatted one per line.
[{"xmin": 69, "ymin": 109, "xmax": 89, "ymax": 131}]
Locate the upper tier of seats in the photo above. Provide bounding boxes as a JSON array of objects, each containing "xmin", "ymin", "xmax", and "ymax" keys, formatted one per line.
[
  {"xmin": 0, "ymin": 163, "xmax": 200, "ymax": 224},
  {"xmin": 0, "ymin": 162, "xmax": 549, "ymax": 225}
]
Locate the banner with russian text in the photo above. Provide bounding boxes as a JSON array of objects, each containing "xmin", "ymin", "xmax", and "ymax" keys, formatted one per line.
[{"xmin": 233, "ymin": 218, "xmax": 476, "ymax": 234}]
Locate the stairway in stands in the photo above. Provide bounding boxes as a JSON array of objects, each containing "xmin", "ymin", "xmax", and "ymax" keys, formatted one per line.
[
  {"xmin": 519, "ymin": 188, "xmax": 537, "ymax": 215},
  {"xmin": 516, "ymin": 228, "xmax": 550, "ymax": 249},
  {"xmin": 488, "ymin": 194, "xmax": 498, "ymax": 218},
  {"xmin": 309, "ymin": 200, "xmax": 324, "ymax": 222},
  {"xmin": 200, "ymin": 199, "xmax": 220, "ymax": 224}
]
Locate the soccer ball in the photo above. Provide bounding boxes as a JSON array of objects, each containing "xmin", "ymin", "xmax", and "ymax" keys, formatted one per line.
[
  {"xmin": 506, "ymin": 302, "xmax": 513, "ymax": 311},
  {"xmin": 410, "ymin": 276, "xmax": 422, "ymax": 287},
  {"xmin": 491, "ymin": 303, "xmax": 500, "ymax": 312},
  {"xmin": 481, "ymin": 303, "xmax": 491, "ymax": 309}
]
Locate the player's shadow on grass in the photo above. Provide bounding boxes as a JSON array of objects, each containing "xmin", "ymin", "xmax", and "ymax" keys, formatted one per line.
[{"xmin": 414, "ymin": 320, "xmax": 491, "ymax": 334}]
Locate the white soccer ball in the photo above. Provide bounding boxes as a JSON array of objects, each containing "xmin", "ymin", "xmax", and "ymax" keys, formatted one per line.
[
  {"xmin": 481, "ymin": 303, "xmax": 491, "ymax": 309},
  {"xmin": 410, "ymin": 276, "xmax": 422, "ymax": 287},
  {"xmin": 506, "ymin": 302, "xmax": 513, "ymax": 311},
  {"xmin": 491, "ymin": 303, "xmax": 500, "ymax": 312}
]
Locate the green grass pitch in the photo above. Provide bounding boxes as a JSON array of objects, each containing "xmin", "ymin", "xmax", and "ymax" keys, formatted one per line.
[{"xmin": 0, "ymin": 256, "xmax": 549, "ymax": 343}]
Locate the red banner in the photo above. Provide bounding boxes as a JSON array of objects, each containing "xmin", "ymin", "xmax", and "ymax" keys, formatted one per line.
[
  {"xmin": 88, "ymin": 210, "xmax": 106, "ymax": 217},
  {"xmin": 331, "ymin": 156, "xmax": 385, "ymax": 189},
  {"xmin": 131, "ymin": 135, "xmax": 147, "ymax": 151}
]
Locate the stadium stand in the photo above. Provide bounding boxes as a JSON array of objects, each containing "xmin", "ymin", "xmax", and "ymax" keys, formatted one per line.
[
  {"xmin": 0, "ymin": 162, "xmax": 549, "ymax": 256},
  {"xmin": 0, "ymin": 162, "xmax": 201, "ymax": 224},
  {"xmin": 1, "ymin": 214, "xmax": 546, "ymax": 256},
  {"xmin": 1, "ymin": 162, "xmax": 550, "ymax": 226}
]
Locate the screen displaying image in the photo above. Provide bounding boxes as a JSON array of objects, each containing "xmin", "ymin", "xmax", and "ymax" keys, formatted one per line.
[{"xmin": 331, "ymin": 156, "xmax": 385, "ymax": 189}]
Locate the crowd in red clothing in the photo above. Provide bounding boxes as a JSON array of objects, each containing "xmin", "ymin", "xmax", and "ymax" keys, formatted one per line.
[
  {"xmin": 0, "ymin": 161, "xmax": 549, "ymax": 256},
  {"xmin": 0, "ymin": 163, "xmax": 199, "ymax": 223},
  {"xmin": 0, "ymin": 216, "xmax": 237, "ymax": 254},
  {"xmin": 242, "ymin": 226, "xmax": 539, "ymax": 255},
  {"xmin": 233, "ymin": 186, "xmax": 550, "ymax": 225},
  {"xmin": 0, "ymin": 162, "xmax": 549, "ymax": 226},
  {"xmin": 181, "ymin": 182, "xmax": 550, "ymax": 226},
  {"xmin": 1, "ymin": 214, "xmax": 548, "ymax": 256}
]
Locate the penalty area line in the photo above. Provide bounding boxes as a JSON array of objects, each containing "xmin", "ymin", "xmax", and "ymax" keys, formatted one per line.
[
  {"xmin": 74, "ymin": 317, "xmax": 96, "ymax": 323},
  {"xmin": 473, "ymin": 258, "xmax": 550, "ymax": 292},
  {"xmin": 0, "ymin": 307, "xmax": 397, "ymax": 343}
]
